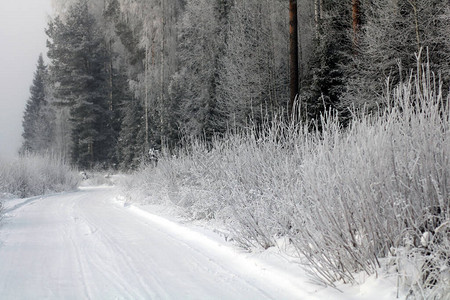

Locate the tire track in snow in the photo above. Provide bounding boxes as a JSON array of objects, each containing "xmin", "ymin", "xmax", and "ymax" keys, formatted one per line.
[
  {"xmin": 122, "ymin": 211, "xmax": 276, "ymax": 300},
  {"xmin": 0, "ymin": 186, "xmax": 305, "ymax": 299},
  {"xmin": 79, "ymin": 214, "xmax": 164, "ymax": 298}
]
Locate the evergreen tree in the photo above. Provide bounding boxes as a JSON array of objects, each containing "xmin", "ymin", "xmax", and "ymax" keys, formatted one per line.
[
  {"xmin": 21, "ymin": 54, "xmax": 53, "ymax": 155},
  {"xmin": 46, "ymin": 0, "xmax": 115, "ymax": 169},
  {"xmin": 173, "ymin": 0, "xmax": 229, "ymax": 141},
  {"xmin": 117, "ymin": 97, "xmax": 146, "ymax": 170},
  {"xmin": 105, "ymin": 0, "xmax": 184, "ymax": 152},
  {"xmin": 301, "ymin": 1, "xmax": 352, "ymax": 125},
  {"xmin": 103, "ymin": 0, "xmax": 149, "ymax": 165}
]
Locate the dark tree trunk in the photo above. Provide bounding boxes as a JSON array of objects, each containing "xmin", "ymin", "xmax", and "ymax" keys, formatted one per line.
[{"xmin": 289, "ymin": 0, "xmax": 299, "ymax": 120}]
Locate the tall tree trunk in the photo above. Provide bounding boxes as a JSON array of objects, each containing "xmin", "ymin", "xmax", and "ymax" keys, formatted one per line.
[
  {"xmin": 314, "ymin": 0, "xmax": 319, "ymax": 37},
  {"xmin": 108, "ymin": 39, "xmax": 114, "ymax": 111},
  {"xmin": 407, "ymin": 0, "xmax": 421, "ymax": 52},
  {"xmin": 289, "ymin": 0, "xmax": 299, "ymax": 120},
  {"xmin": 268, "ymin": 0, "xmax": 278, "ymax": 108},
  {"xmin": 407, "ymin": 0, "xmax": 422, "ymax": 83},
  {"xmin": 319, "ymin": 0, "xmax": 324, "ymax": 19},
  {"xmin": 352, "ymin": 0, "xmax": 360, "ymax": 48},
  {"xmin": 160, "ymin": 0, "xmax": 166, "ymax": 146},
  {"xmin": 144, "ymin": 32, "xmax": 149, "ymax": 152}
]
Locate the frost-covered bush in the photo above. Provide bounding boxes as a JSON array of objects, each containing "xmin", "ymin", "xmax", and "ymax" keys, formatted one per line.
[
  {"xmin": 0, "ymin": 154, "xmax": 79, "ymax": 199},
  {"xmin": 120, "ymin": 164, "xmax": 167, "ymax": 205},
  {"xmin": 124, "ymin": 66, "xmax": 449, "ymax": 294},
  {"xmin": 78, "ymin": 171, "xmax": 115, "ymax": 187},
  {"xmin": 286, "ymin": 73, "xmax": 449, "ymax": 288},
  {"xmin": 393, "ymin": 225, "xmax": 450, "ymax": 300}
]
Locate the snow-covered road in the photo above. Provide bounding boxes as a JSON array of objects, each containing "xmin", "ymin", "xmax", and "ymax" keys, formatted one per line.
[{"xmin": 0, "ymin": 187, "xmax": 309, "ymax": 300}]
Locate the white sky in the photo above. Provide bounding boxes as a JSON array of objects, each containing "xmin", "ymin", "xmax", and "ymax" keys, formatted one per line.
[{"xmin": 0, "ymin": 0, "xmax": 52, "ymax": 158}]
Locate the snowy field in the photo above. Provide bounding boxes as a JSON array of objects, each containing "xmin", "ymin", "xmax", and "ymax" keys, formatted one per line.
[{"xmin": 0, "ymin": 185, "xmax": 402, "ymax": 299}]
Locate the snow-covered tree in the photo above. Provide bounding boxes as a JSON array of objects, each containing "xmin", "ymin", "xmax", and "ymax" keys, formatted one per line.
[
  {"xmin": 298, "ymin": 0, "xmax": 353, "ymax": 125},
  {"xmin": 343, "ymin": 0, "xmax": 450, "ymax": 110},
  {"xmin": 21, "ymin": 54, "xmax": 54, "ymax": 155},
  {"xmin": 171, "ymin": 0, "xmax": 228, "ymax": 140},
  {"xmin": 218, "ymin": 0, "xmax": 289, "ymax": 128}
]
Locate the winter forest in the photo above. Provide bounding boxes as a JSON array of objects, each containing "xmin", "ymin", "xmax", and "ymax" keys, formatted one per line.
[
  {"xmin": 20, "ymin": 0, "xmax": 449, "ymax": 169},
  {"xmin": 1, "ymin": 0, "xmax": 449, "ymax": 298}
]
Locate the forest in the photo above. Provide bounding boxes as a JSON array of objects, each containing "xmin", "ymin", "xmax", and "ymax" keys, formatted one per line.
[{"xmin": 21, "ymin": 0, "xmax": 450, "ymax": 169}]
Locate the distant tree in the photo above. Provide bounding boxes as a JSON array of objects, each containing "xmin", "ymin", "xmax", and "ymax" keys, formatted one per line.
[{"xmin": 21, "ymin": 54, "xmax": 53, "ymax": 155}]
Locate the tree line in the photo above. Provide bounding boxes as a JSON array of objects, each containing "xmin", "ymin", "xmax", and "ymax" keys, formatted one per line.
[{"xmin": 21, "ymin": 0, "xmax": 449, "ymax": 169}]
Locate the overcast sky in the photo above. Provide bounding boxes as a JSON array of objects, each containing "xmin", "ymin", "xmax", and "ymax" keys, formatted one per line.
[{"xmin": 0, "ymin": 0, "xmax": 52, "ymax": 158}]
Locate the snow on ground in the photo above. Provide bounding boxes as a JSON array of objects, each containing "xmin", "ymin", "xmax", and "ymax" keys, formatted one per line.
[
  {"xmin": 116, "ymin": 196, "xmax": 402, "ymax": 300},
  {"xmin": 0, "ymin": 186, "xmax": 400, "ymax": 299}
]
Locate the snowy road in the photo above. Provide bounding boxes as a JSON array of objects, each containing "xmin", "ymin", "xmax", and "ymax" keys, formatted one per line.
[{"xmin": 0, "ymin": 187, "xmax": 307, "ymax": 300}]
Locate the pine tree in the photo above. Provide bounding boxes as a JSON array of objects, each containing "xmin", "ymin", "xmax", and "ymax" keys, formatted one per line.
[
  {"xmin": 21, "ymin": 54, "xmax": 53, "ymax": 155},
  {"xmin": 301, "ymin": 0, "xmax": 352, "ymax": 125},
  {"xmin": 117, "ymin": 97, "xmax": 146, "ymax": 170},
  {"xmin": 103, "ymin": 0, "xmax": 150, "ymax": 166},
  {"xmin": 47, "ymin": 0, "xmax": 115, "ymax": 169}
]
